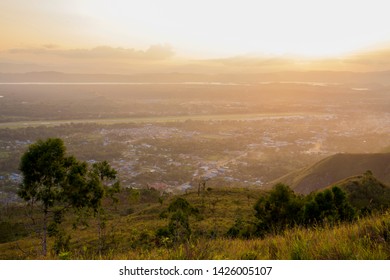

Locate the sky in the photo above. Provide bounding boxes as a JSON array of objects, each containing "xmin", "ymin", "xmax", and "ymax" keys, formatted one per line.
[{"xmin": 1, "ymin": 0, "xmax": 390, "ymax": 73}]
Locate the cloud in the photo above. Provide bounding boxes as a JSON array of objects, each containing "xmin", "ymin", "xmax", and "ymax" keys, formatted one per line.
[
  {"xmin": 7, "ymin": 44, "xmax": 175, "ymax": 61},
  {"xmin": 144, "ymin": 45, "xmax": 175, "ymax": 60},
  {"xmin": 344, "ymin": 49, "xmax": 390, "ymax": 67},
  {"xmin": 3, "ymin": 44, "xmax": 390, "ymax": 73},
  {"xmin": 42, "ymin": 44, "xmax": 60, "ymax": 49},
  {"xmin": 206, "ymin": 56, "xmax": 296, "ymax": 67}
]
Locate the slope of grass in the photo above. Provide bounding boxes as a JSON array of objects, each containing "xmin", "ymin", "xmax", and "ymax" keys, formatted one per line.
[
  {"xmin": 333, "ymin": 172, "xmax": 390, "ymax": 211},
  {"xmin": 1, "ymin": 185, "xmax": 390, "ymax": 260},
  {"xmin": 3, "ymin": 211, "xmax": 389, "ymax": 260},
  {"xmin": 0, "ymin": 186, "xmax": 264, "ymax": 259},
  {"xmin": 270, "ymin": 153, "xmax": 390, "ymax": 194},
  {"xmin": 98, "ymin": 211, "xmax": 390, "ymax": 260}
]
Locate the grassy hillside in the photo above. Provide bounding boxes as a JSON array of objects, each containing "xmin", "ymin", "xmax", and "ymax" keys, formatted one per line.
[
  {"xmin": 2, "ymin": 208, "xmax": 390, "ymax": 260},
  {"xmin": 1, "ymin": 183, "xmax": 390, "ymax": 260},
  {"xmin": 269, "ymin": 153, "xmax": 390, "ymax": 194},
  {"xmin": 331, "ymin": 171, "xmax": 390, "ymax": 211},
  {"xmin": 117, "ymin": 212, "xmax": 390, "ymax": 260},
  {"xmin": 0, "ymin": 186, "xmax": 264, "ymax": 259}
]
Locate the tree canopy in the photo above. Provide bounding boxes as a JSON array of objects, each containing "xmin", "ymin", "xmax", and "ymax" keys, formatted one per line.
[
  {"xmin": 18, "ymin": 138, "xmax": 119, "ymax": 256},
  {"xmin": 253, "ymin": 183, "xmax": 356, "ymax": 237}
]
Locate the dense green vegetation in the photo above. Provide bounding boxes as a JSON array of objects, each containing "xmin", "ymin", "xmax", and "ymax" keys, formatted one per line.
[{"xmin": 252, "ymin": 184, "xmax": 355, "ymax": 237}]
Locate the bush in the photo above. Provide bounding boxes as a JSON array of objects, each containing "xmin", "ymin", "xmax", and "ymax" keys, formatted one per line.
[
  {"xmin": 254, "ymin": 183, "xmax": 303, "ymax": 235},
  {"xmin": 253, "ymin": 184, "xmax": 356, "ymax": 236}
]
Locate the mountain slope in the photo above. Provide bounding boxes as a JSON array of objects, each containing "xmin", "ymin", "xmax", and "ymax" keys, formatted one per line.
[
  {"xmin": 332, "ymin": 172, "xmax": 390, "ymax": 211},
  {"xmin": 269, "ymin": 153, "xmax": 390, "ymax": 194}
]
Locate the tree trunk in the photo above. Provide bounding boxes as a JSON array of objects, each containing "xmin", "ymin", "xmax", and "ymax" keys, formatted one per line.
[
  {"xmin": 97, "ymin": 209, "xmax": 102, "ymax": 256},
  {"xmin": 42, "ymin": 208, "xmax": 48, "ymax": 256}
]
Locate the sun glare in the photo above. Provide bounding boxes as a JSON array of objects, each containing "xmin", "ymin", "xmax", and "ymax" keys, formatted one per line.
[
  {"xmin": 65, "ymin": 0, "xmax": 389, "ymax": 58},
  {"xmin": 1, "ymin": 0, "xmax": 390, "ymax": 59}
]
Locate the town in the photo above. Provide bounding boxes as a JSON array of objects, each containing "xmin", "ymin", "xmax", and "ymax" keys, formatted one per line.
[{"xmin": 1, "ymin": 82, "xmax": 390, "ymax": 203}]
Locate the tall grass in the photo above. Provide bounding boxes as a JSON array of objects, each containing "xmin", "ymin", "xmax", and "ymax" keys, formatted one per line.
[
  {"xmin": 93, "ymin": 212, "xmax": 390, "ymax": 260},
  {"xmin": 2, "ymin": 186, "xmax": 390, "ymax": 260}
]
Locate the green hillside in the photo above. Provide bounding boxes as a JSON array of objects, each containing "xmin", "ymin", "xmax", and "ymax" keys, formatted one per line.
[
  {"xmin": 330, "ymin": 171, "xmax": 390, "ymax": 212},
  {"xmin": 269, "ymin": 153, "xmax": 390, "ymax": 194},
  {"xmin": 0, "ymin": 186, "xmax": 264, "ymax": 259},
  {"xmin": 2, "ymin": 186, "xmax": 390, "ymax": 260}
]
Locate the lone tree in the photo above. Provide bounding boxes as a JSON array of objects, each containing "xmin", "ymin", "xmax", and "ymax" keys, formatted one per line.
[
  {"xmin": 18, "ymin": 138, "xmax": 115, "ymax": 256},
  {"xmin": 89, "ymin": 161, "xmax": 121, "ymax": 254}
]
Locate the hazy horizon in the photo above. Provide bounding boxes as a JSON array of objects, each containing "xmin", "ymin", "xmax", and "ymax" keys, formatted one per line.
[{"xmin": 1, "ymin": 0, "xmax": 390, "ymax": 74}]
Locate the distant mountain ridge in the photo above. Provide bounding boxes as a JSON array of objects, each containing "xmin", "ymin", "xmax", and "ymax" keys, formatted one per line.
[
  {"xmin": 1, "ymin": 70, "xmax": 390, "ymax": 85},
  {"xmin": 269, "ymin": 153, "xmax": 390, "ymax": 194}
]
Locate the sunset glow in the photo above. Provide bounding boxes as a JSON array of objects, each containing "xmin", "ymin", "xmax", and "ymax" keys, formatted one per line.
[
  {"xmin": 1, "ymin": 0, "xmax": 389, "ymax": 57},
  {"xmin": 1, "ymin": 0, "xmax": 390, "ymax": 74}
]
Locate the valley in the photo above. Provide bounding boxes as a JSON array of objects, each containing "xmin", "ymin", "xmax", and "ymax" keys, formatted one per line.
[
  {"xmin": 1, "ymin": 81, "xmax": 390, "ymax": 201},
  {"xmin": 1, "ymin": 77, "xmax": 390, "ymax": 259}
]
